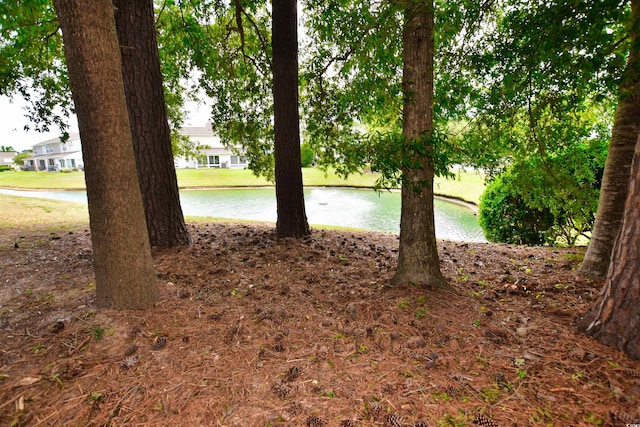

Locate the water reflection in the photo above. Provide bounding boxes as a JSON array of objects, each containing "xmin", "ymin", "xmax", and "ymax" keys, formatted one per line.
[{"xmin": 1, "ymin": 187, "xmax": 486, "ymax": 242}]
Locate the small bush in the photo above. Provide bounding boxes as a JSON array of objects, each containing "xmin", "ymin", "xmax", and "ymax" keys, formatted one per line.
[
  {"xmin": 300, "ymin": 143, "xmax": 315, "ymax": 167},
  {"xmin": 479, "ymin": 173, "xmax": 555, "ymax": 245},
  {"xmin": 479, "ymin": 139, "xmax": 603, "ymax": 246}
]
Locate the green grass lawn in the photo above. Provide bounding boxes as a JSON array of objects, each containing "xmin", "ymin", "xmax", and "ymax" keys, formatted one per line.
[
  {"xmin": 0, "ymin": 194, "xmax": 88, "ymax": 229},
  {"xmin": 434, "ymin": 169, "xmax": 486, "ymax": 205},
  {"xmin": 0, "ymin": 170, "xmax": 87, "ymax": 190},
  {"xmin": 0, "ymin": 167, "xmax": 486, "ymax": 204}
]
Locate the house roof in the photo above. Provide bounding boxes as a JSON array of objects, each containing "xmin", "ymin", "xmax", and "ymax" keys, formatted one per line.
[
  {"xmin": 180, "ymin": 123, "xmax": 214, "ymax": 137},
  {"xmin": 31, "ymin": 132, "xmax": 81, "ymax": 147},
  {"xmin": 28, "ymin": 123, "xmax": 232, "ymax": 155},
  {"xmin": 0, "ymin": 151, "xmax": 17, "ymax": 160},
  {"xmin": 201, "ymin": 147, "xmax": 231, "ymax": 155},
  {"xmin": 29, "ymin": 151, "xmax": 82, "ymax": 159}
]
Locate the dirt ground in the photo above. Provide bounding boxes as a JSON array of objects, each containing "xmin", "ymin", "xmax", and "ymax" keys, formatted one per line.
[{"xmin": 1, "ymin": 222, "xmax": 639, "ymax": 427}]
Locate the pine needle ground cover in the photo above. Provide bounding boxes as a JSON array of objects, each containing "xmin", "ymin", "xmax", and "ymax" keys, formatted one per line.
[{"xmin": 1, "ymin": 223, "xmax": 638, "ymax": 426}]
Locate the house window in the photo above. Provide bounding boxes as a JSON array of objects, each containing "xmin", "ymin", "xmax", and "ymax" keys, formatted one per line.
[
  {"xmin": 230, "ymin": 155, "xmax": 247, "ymax": 166},
  {"xmin": 70, "ymin": 159, "xmax": 76, "ymax": 168},
  {"xmin": 45, "ymin": 145, "xmax": 53, "ymax": 154},
  {"xmin": 48, "ymin": 159, "xmax": 55, "ymax": 166},
  {"xmin": 208, "ymin": 155, "xmax": 220, "ymax": 167},
  {"xmin": 39, "ymin": 160, "xmax": 46, "ymax": 170},
  {"xmin": 62, "ymin": 144, "xmax": 67, "ymax": 152},
  {"xmin": 59, "ymin": 159, "xmax": 66, "ymax": 168}
]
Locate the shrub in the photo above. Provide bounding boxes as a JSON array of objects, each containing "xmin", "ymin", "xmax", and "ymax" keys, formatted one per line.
[
  {"xmin": 13, "ymin": 152, "xmax": 30, "ymax": 167},
  {"xmin": 479, "ymin": 142, "xmax": 603, "ymax": 246},
  {"xmin": 479, "ymin": 173, "xmax": 555, "ymax": 245},
  {"xmin": 300, "ymin": 143, "xmax": 315, "ymax": 167}
]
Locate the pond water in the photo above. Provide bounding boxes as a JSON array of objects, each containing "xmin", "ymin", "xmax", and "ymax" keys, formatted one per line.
[{"xmin": 1, "ymin": 187, "xmax": 486, "ymax": 242}]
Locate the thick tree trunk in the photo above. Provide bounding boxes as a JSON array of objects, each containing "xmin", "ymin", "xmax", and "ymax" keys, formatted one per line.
[
  {"xmin": 114, "ymin": 0, "xmax": 190, "ymax": 248},
  {"xmin": 579, "ymin": 0, "xmax": 640, "ymax": 278},
  {"xmin": 577, "ymin": 133, "xmax": 640, "ymax": 361},
  {"xmin": 391, "ymin": 0, "xmax": 452, "ymax": 291},
  {"xmin": 272, "ymin": 0, "xmax": 310, "ymax": 238},
  {"xmin": 54, "ymin": 0, "xmax": 159, "ymax": 309}
]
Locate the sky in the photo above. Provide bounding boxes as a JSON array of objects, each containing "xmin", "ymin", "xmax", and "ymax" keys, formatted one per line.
[
  {"xmin": 0, "ymin": 97, "xmax": 66, "ymax": 152},
  {"xmin": 0, "ymin": 96, "xmax": 212, "ymax": 153}
]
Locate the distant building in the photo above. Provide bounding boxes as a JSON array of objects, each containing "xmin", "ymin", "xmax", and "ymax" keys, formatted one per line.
[
  {"xmin": 0, "ymin": 151, "xmax": 18, "ymax": 170},
  {"xmin": 23, "ymin": 134, "xmax": 84, "ymax": 171},
  {"xmin": 23, "ymin": 124, "xmax": 247, "ymax": 171},
  {"xmin": 177, "ymin": 124, "xmax": 248, "ymax": 169}
]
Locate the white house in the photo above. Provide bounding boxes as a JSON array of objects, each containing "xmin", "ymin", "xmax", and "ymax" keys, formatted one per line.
[
  {"xmin": 0, "ymin": 151, "xmax": 18, "ymax": 170},
  {"xmin": 177, "ymin": 123, "xmax": 248, "ymax": 169},
  {"xmin": 23, "ymin": 134, "xmax": 84, "ymax": 171},
  {"xmin": 24, "ymin": 123, "xmax": 247, "ymax": 171}
]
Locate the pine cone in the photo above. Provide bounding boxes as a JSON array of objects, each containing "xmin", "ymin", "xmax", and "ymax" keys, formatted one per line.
[
  {"xmin": 124, "ymin": 344, "xmax": 138, "ymax": 356},
  {"xmin": 492, "ymin": 372, "xmax": 508, "ymax": 388},
  {"xmin": 286, "ymin": 365, "xmax": 301, "ymax": 382},
  {"xmin": 413, "ymin": 421, "xmax": 429, "ymax": 427},
  {"xmin": 120, "ymin": 355, "xmax": 138, "ymax": 370},
  {"xmin": 473, "ymin": 413, "xmax": 499, "ymax": 427},
  {"xmin": 306, "ymin": 415, "xmax": 327, "ymax": 426},
  {"xmin": 385, "ymin": 413, "xmax": 405, "ymax": 427},
  {"xmin": 449, "ymin": 372, "xmax": 469, "ymax": 384},
  {"xmin": 405, "ymin": 336, "xmax": 426, "ymax": 349},
  {"xmin": 443, "ymin": 384, "xmax": 461, "ymax": 397},
  {"xmin": 611, "ymin": 411, "xmax": 640, "ymax": 424},
  {"xmin": 153, "ymin": 335, "xmax": 167, "ymax": 350},
  {"xmin": 340, "ymin": 420, "xmax": 357, "ymax": 427},
  {"xmin": 273, "ymin": 380, "xmax": 296, "ymax": 399},
  {"xmin": 568, "ymin": 347, "xmax": 586, "ymax": 360},
  {"xmin": 624, "ymin": 368, "xmax": 640, "ymax": 379},
  {"xmin": 287, "ymin": 401, "xmax": 303, "ymax": 417},
  {"xmin": 129, "ymin": 326, "xmax": 142, "ymax": 338},
  {"xmin": 365, "ymin": 401, "xmax": 383, "ymax": 421}
]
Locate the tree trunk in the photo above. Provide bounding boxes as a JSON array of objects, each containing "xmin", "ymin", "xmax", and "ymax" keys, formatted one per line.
[
  {"xmin": 272, "ymin": 0, "xmax": 310, "ymax": 238},
  {"xmin": 577, "ymin": 132, "xmax": 640, "ymax": 361},
  {"xmin": 54, "ymin": 0, "xmax": 159, "ymax": 309},
  {"xmin": 114, "ymin": 0, "xmax": 190, "ymax": 248},
  {"xmin": 579, "ymin": 0, "xmax": 640, "ymax": 278},
  {"xmin": 391, "ymin": 0, "xmax": 452, "ymax": 291}
]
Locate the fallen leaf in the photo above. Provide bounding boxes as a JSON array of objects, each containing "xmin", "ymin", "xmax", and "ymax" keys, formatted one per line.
[{"xmin": 17, "ymin": 376, "xmax": 42, "ymax": 386}]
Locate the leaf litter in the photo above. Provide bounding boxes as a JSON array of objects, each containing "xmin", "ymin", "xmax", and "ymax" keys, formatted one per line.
[{"xmin": 1, "ymin": 222, "xmax": 639, "ymax": 426}]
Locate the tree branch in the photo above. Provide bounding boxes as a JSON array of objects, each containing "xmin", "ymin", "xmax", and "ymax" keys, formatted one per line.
[{"xmin": 233, "ymin": 0, "xmax": 246, "ymax": 56}]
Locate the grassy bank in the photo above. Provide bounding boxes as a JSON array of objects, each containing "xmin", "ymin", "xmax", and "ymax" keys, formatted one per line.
[
  {"xmin": 0, "ymin": 194, "xmax": 88, "ymax": 229},
  {"xmin": 0, "ymin": 167, "xmax": 485, "ymax": 204}
]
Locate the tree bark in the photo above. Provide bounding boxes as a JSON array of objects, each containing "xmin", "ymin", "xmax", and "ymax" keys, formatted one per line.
[
  {"xmin": 577, "ymin": 132, "xmax": 640, "ymax": 361},
  {"xmin": 114, "ymin": 0, "xmax": 190, "ymax": 248},
  {"xmin": 579, "ymin": 0, "xmax": 640, "ymax": 278},
  {"xmin": 391, "ymin": 0, "xmax": 452, "ymax": 291},
  {"xmin": 54, "ymin": 0, "xmax": 159, "ymax": 309},
  {"xmin": 272, "ymin": 0, "xmax": 310, "ymax": 238}
]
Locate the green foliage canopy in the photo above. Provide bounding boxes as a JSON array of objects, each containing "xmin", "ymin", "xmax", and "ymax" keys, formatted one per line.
[
  {"xmin": 453, "ymin": 0, "xmax": 628, "ymax": 170},
  {"xmin": 0, "ymin": 0, "xmax": 71, "ymax": 137},
  {"xmin": 479, "ymin": 130, "xmax": 608, "ymax": 246},
  {"xmin": 157, "ymin": 0, "xmax": 275, "ymax": 178}
]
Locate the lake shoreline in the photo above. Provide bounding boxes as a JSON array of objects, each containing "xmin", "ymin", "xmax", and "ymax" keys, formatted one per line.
[
  {"xmin": 1, "ymin": 184, "xmax": 480, "ymax": 213},
  {"xmin": 1, "ymin": 187, "xmax": 485, "ymax": 241}
]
